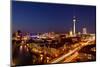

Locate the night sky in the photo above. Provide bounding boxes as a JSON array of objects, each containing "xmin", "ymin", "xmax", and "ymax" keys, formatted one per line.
[{"xmin": 12, "ymin": 1, "xmax": 96, "ymax": 33}]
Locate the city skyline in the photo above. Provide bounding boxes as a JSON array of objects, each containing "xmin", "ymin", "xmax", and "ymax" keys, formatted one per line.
[
  {"xmin": 12, "ymin": 1, "xmax": 96, "ymax": 66},
  {"xmin": 12, "ymin": 1, "xmax": 96, "ymax": 33}
]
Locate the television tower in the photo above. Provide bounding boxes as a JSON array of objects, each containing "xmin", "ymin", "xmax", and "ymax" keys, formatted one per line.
[{"xmin": 73, "ymin": 16, "xmax": 77, "ymax": 36}]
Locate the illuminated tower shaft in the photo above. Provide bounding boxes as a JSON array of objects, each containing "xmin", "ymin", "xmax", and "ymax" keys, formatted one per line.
[{"xmin": 73, "ymin": 16, "xmax": 76, "ymax": 36}]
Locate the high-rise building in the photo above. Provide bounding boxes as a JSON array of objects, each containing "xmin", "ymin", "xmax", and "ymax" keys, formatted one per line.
[
  {"xmin": 82, "ymin": 27, "xmax": 87, "ymax": 34},
  {"xmin": 69, "ymin": 30, "xmax": 73, "ymax": 37}
]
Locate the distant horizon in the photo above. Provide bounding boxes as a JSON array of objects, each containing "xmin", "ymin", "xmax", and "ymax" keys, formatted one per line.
[
  {"xmin": 12, "ymin": 30, "xmax": 95, "ymax": 34},
  {"xmin": 12, "ymin": 1, "xmax": 96, "ymax": 33}
]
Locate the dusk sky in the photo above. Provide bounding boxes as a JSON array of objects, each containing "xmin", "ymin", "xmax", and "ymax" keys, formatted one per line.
[{"xmin": 12, "ymin": 1, "xmax": 96, "ymax": 33}]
